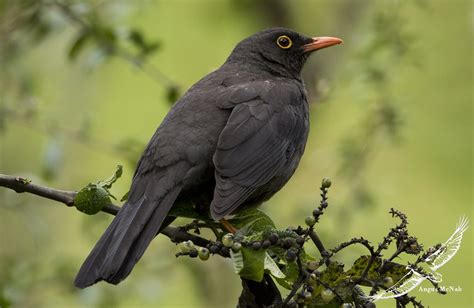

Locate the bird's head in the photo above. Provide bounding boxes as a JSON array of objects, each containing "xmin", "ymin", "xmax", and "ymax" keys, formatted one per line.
[{"xmin": 227, "ymin": 27, "xmax": 343, "ymax": 79}]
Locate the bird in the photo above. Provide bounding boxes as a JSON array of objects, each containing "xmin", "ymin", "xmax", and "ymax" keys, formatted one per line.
[
  {"xmin": 365, "ymin": 216, "xmax": 469, "ymax": 302},
  {"xmin": 74, "ymin": 27, "xmax": 343, "ymax": 288}
]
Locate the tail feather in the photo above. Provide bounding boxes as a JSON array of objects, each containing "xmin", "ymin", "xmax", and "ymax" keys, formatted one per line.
[
  {"xmin": 99, "ymin": 194, "xmax": 152, "ymax": 277},
  {"xmin": 74, "ymin": 181, "xmax": 183, "ymax": 288},
  {"xmin": 107, "ymin": 186, "xmax": 182, "ymax": 283},
  {"xmin": 73, "ymin": 214, "xmax": 121, "ymax": 288}
]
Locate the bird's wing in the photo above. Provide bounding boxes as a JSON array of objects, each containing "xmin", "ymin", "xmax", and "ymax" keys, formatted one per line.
[
  {"xmin": 364, "ymin": 269, "xmax": 425, "ymax": 302},
  {"xmin": 211, "ymin": 100, "xmax": 287, "ymax": 219},
  {"xmin": 210, "ymin": 82, "xmax": 306, "ymax": 220},
  {"xmin": 428, "ymin": 216, "xmax": 469, "ymax": 271}
]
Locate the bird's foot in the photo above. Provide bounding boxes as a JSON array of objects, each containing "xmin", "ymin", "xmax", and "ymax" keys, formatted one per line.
[{"xmin": 220, "ymin": 218, "xmax": 238, "ymax": 234}]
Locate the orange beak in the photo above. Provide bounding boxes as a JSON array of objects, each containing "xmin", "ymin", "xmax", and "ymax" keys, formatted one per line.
[{"xmin": 302, "ymin": 36, "xmax": 343, "ymax": 53}]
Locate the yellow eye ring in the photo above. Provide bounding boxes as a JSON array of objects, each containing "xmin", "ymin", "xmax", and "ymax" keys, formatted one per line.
[{"xmin": 276, "ymin": 35, "xmax": 292, "ymax": 49}]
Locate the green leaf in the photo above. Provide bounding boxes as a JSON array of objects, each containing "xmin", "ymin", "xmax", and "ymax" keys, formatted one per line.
[
  {"xmin": 98, "ymin": 165, "xmax": 123, "ymax": 189},
  {"xmin": 320, "ymin": 261, "xmax": 346, "ymax": 285},
  {"xmin": 143, "ymin": 42, "xmax": 161, "ymax": 56},
  {"xmin": 230, "ymin": 246, "xmax": 266, "ymax": 282},
  {"xmin": 274, "ymin": 260, "xmax": 299, "ymax": 290},
  {"xmin": 230, "ymin": 249, "xmax": 244, "ymax": 274},
  {"xmin": 264, "ymin": 253, "xmax": 286, "ymax": 279},
  {"xmin": 74, "ymin": 165, "xmax": 125, "ymax": 214},
  {"xmin": 380, "ymin": 260, "xmax": 409, "ymax": 282},
  {"xmin": 128, "ymin": 29, "xmax": 161, "ymax": 57},
  {"xmin": 166, "ymin": 86, "xmax": 180, "ymax": 104},
  {"xmin": 346, "ymin": 255, "xmax": 408, "ymax": 286},
  {"xmin": 229, "ymin": 208, "xmax": 275, "ymax": 234},
  {"xmin": 69, "ymin": 30, "xmax": 92, "ymax": 61},
  {"xmin": 128, "ymin": 30, "xmax": 146, "ymax": 48},
  {"xmin": 305, "ymin": 261, "xmax": 352, "ymax": 305},
  {"xmin": 74, "ymin": 184, "xmax": 111, "ymax": 215},
  {"xmin": 96, "ymin": 26, "xmax": 117, "ymax": 47},
  {"xmin": 120, "ymin": 191, "xmax": 129, "ymax": 202}
]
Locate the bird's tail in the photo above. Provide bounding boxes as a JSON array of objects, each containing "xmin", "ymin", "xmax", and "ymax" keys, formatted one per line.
[{"xmin": 74, "ymin": 178, "xmax": 183, "ymax": 288}]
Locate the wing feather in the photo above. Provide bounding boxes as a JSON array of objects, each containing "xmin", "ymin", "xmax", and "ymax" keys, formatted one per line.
[
  {"xmin": 210, "ymin": 81, "xmax": 306, "ymax": 220},
  {"xmin": 211, "ymin": 101, "xmax": 289, "ymax": 219}
]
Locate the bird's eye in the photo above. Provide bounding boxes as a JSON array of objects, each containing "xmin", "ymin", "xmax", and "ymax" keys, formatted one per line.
[{"xmin": 276, "ymin": 35, "xmax": 292, "ymax": 49}]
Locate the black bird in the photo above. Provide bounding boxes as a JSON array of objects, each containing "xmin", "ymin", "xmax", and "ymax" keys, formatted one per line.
[{"xmin": 74, "ymin": 27, "xmax": 342, "ymax": 288}]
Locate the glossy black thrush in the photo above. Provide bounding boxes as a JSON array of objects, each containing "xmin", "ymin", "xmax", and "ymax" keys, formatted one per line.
[{"xmin": 74, "ymin": 28, "xmax": 342, "ymax": 288}]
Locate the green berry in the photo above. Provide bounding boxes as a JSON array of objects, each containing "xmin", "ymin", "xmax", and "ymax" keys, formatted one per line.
[
  {"xmin": 179, "ymin": 240, "xmax": 195, "ymax": 254},
  {"xmin": 312, "ymin": 209, "xmax": 321, "ymax": 217},
  {"xmin": 383, "ymin": 276, "xmax": 394, "ymax": 287},
  {"xmin": 178, "ymin": 242, "xmax": 191, "ymax": 253},
  {"xmin": 320, "ymin": 289, "xmax": 335, "ymax": 303},
  {"xmin": 222, "ymin": 234, "xmax": 234, "ymax": 247},
  {"xmin": 305, "ymin": 216, "xmax": 316, "ymax": 226},
  {"xmin": 198, "ymin": 247, "xmax": 210, "ymax": 261},
  {"xmin": 307, "ymin": 261, "xmax": 319, "ymax": 271},
  {"xmin": 232, "ymin": 242, "xmax": 242, "ymax": 252},
  {"xmin": 341, "ymin": 303, "xmax": 353, "ymax": 308},
  {"xmin": 74, "ymin": 184, "xmax": 110, "ymax": 215},
  {"xmin": 186, "ymin": 240, "xmax": 195, "ymax": 250},
  {"xmin": 321, "ymin": 177, "xmax": 332, "ymax": 189}
]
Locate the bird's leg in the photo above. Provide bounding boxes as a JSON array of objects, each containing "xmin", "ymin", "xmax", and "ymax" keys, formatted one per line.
[{"xmin": 220, "ymin": 218, "xmax": 238, "ymax": 234}]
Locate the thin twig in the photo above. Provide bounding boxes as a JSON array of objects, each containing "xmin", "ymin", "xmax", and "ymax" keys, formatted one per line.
[
  {"xmin": 331, "ymin": 237, "xmax": 375, "ymax": 255},
  {"xmin": 282, "ymin": 252, "xmax": 307, "ymax": 306},
  {"xmin": 315, "ymin": 276, "xmax": 345, "ymax": 303},
  {"xmin": 308, "ymin": 230, "xmax": 326, "ymax": 255},
  {"xmin": 0, "ymin": 174, "xmax": 76, "ymax": 205},
  {"xmin": 0, "ymin": 173, "xmax": 212, "ymax": 250}
]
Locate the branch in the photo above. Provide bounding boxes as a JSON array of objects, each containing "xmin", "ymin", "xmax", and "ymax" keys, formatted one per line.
[
  {"xmin": 0, "ymin": 174, "xmax": 76, "ymax": 205},
  {"xmin": 0, "ymin": 173, "xmax": 209, "ymax": 246},
  {"xmin": 308, "ymin": 230, "xmax": 327, "ymax": 256}
]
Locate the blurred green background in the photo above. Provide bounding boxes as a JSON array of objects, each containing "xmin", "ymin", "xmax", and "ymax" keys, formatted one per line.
[{"xmin": 0, "ymin": 0, "xmax": 472, "ymax": 307}]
